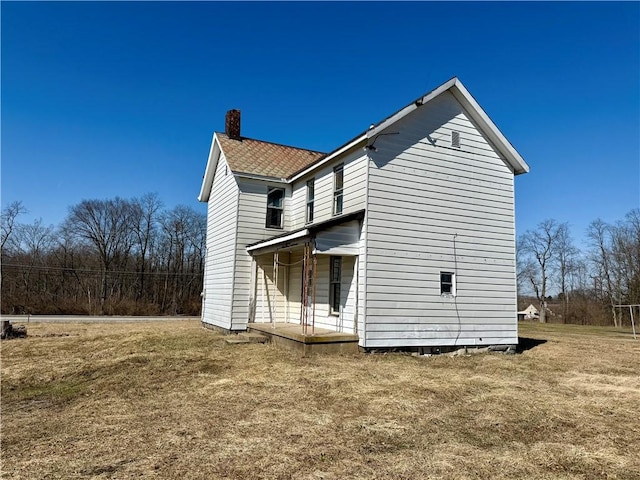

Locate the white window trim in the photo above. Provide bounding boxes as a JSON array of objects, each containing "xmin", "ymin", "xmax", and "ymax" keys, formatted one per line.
[
  {"xmin": 333, "ymin": 164, "xmax": 344, "ymax": 216},
  {"xmin": 266, "ymin": 187, "xmax": 285, "ymax": 229},
  {"xmin": 440, "ymin": 271, "xmax": 456, "ymax": 297},
  {"xmin": 305, "ymin": 178, "xmax": 315, "ymax": 224},
  {"xmin": 329, "ymin": 256, "xmax": 342, "ymax": 316}
]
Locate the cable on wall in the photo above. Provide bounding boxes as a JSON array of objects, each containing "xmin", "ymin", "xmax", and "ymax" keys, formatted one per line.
[{"xmin": 452, "ymin": 233, "xmax": 462, "ymax": 346}]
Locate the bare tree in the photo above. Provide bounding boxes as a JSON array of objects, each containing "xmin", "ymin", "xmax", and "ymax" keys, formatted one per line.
[
  {"xmin": 518, "ymin": 219, "xmax": 562, "ymax": 323},
  {"xmin": 587, "ymin": 219, "xmax": 619, "ymax": 326},
  {"xmin": 1, "ymin": 201, "xmax": 27, "ymax": 253},
  {"xmin": 131, "ymin": 193, "xmax": 163, "ymax": 301},
  {"xmin": 65, "ymin": 198, "xmax": 135, "ymax": 311},
  {"xmin": 12, "ymin": 219, "xmax": 55, "ymax": 310},
  {"xmin": 622, "ymin": 209, "xmax": 640, "ymax": 304},
  {"xmin": 555, "ymin": 223, "xmax": 580, "ymax": 322},
  {"xmin": 158, "ymin": 205, "xmax": 206, "ymax": 314},
  {"xmin": 1, "ymin": 194, "xmax": 205, "ymax": 316}
]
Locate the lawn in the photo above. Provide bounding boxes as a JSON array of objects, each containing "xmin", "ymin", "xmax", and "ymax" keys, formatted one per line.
[{"xmin": 1, "ymin": 320, "xmax": 639, "ymax": 479}]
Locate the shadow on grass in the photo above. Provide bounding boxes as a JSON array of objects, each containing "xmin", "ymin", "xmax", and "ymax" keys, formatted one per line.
[{"xmin": 517, "ymin": 337, "xmax": 547, "ymax": 353}]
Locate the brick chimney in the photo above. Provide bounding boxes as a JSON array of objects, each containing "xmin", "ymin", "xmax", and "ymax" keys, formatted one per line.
[{"xmin": 225, "ymin": 109, "xmax": 241, "ymax": 140}]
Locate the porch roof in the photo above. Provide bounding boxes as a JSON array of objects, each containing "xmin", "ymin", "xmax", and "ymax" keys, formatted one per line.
[{"xmin": 246, "ymin": 210, "xmax": 365, "ymax": 254}]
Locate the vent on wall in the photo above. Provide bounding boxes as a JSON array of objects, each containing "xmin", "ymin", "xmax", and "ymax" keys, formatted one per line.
[{"xmin": 451, "ymin": 131, "xmax": 460, "ymax": 148}]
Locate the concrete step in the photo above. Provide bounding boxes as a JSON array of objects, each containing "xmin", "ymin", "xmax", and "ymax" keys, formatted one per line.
[
  {"xmin": 225, "ymin": 332, "xmax": 269, "ymax": 345},
  {"xmin": 237, "ymin": 332, "xmax": 269, "ymax": 344}
]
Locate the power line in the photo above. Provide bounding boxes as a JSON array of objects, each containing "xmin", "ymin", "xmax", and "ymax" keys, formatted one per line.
[{"xmin": 1, "ymin": 263, "xmax": 202, "ymax": 277}]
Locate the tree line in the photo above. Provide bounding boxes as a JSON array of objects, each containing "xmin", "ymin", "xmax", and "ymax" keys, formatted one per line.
[
  {"xmin": 2, "ymin": 195, "xmax": 638, "ymax": 325},
  {"xmin": 1, "ymin": 194, "xmax": 206, "ymax": 316},
  {"xmin": 517, "ymin": 208, "xmax": 640, "ymax": 326}
]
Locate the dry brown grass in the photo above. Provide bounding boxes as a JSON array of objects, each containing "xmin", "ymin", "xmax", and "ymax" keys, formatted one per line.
[{"xmin": 1, "ymin": 321, "xmax": 639, "ymax": 479}]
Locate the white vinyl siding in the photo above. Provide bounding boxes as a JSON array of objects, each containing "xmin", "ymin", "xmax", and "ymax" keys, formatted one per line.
[
  {"xmin": 314, "ymin": 220, "xmax": 361, "ymax": 255},
  {"xmin": 253, "ymin": 252, "xmax": 290, "ymax": 323},
  {"xmin": 287, "ymin": 251, "xmax": 304, "ymax": 324},
  {"xmin": 309, "ymin": 255, "xmax": 357, "ymax": 333},
  {"xmin": 234, "ymin": 178, "xmax": 290, "ymax": 329},
  {"xmin": 289, "ymin": 148, "xmax": 367, "ymax": 230},
  {"xmin": 364, "ymin": 91, "xmax": 517, "ymax": 348},
  {"xmin": 202, "ymin": 154, "xmax": 238, "ymax": 330}
]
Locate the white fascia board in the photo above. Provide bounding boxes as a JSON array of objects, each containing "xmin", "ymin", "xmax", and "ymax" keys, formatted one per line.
[
  {"xmin": 366, "ymin": 77, "xmax": 529, "ymax": 175},
  {"xmin": 246, "ymin": 228, "xmax": 309, "ymax": 253},
  {"xmin": 289, "ymin": 135, "xmax": 367, "ymax": 183},
  {"xmin": 234, "ymin": 172, "xmax": 288, "ymax": 183},
  {"xmin": 367, "ymin": 77, "xmax": 458, "ymax": 139},
  {"xmin": 450, "ymin": 79, "xmax": 530, "ymax": 175},
  {"xmin": 197, "ymin": 133, "xmax": 221, "ymax": 202}
]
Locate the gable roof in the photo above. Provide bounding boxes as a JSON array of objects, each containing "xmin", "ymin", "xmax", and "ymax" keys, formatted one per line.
[
  {"xmin": 290, "ymin": 77, "xmax": 529, "ymax": 181},
  {"xmin": 217, "ymin": 133, "xmax": 325, "ymax": 179},
  {"xmin": 199, "ymin": 77, "xmax": 529, "ymax": 201},
  {"xmin": 367, "ymin": 77, "xmax": 529, "ymax": 175}
]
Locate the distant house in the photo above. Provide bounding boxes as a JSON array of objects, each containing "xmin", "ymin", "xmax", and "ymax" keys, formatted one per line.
[
  {"xmin": 198, "ymin": 77, "xmax": 529, "ymax": 350},
  {"xmin": 518, "ymin": 304, "xmax": 540, "ymax": 321}
]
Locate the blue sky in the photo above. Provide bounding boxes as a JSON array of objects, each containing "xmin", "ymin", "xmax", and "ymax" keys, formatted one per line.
[{"xmin": 2, "ymin": 1, "xmax": 639, "ymax": 248}]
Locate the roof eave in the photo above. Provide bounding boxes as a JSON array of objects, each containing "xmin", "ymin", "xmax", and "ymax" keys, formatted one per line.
[
  {"xmin": 367, "ymin": 77, "xmax": 530, "ymax": 175},
  {"xmin": 449, "ymin": 80, "xmax": 530, "ymax": 175},
  {"xmin": 367, "ymin": 77, "xmax": 458, "ymax": 140},
  {"xmin": 288, "ymin": 134, "xmax": 368, "ymax": 182},
  {"xmin": 197, "ymin": 133, "xmax": 221, "ymax": 202},
  {"xmin": 233, "ymin": 171, "xmax": 288, "ymax": 183}
]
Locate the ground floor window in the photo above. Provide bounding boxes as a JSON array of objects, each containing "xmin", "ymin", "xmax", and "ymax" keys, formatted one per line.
[
  {"xmin": 329, "ymin": 256, "xmax": 342, "ymax": 315},
  {"xmin": 440, "ymin": 271, "xmax": 456, "ymax": 296}
]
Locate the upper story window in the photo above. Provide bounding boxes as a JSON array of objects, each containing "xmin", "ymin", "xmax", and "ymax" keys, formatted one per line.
[
  {"xmin": 440, "ymin": 271, "xmax": 456, "ymax": 296},
  {"xmin": 333, "ymin": 164, "xmax": 344, "ymax": 216},
  {"xmin": 306, "ymin": 179, "xmax": 315, "ymax": 224},
  {"xmin": 266, "ymin": 187, "xmax": 284, "ymax": 229}
]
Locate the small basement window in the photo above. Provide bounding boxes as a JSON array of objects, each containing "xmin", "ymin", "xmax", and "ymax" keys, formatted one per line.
[
  {"xmin": 266, "ymin": 187, "xmax": 285, "ymax": 229},
  {"xmin": 440, "ymin": 272, "xmax": 456, "ymax": 296}
]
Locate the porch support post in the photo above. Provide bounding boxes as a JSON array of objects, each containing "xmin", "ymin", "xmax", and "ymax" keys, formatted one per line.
[
  {"xmin": 248, "ymin": 257, "xmax": 257, "ymax": 323},
  {"xmin": 272, "ymin": 251, "xmax": 279, "ymax": 326},
  {"xmin": 261, "ymin": 265, "xmax": 265, "ymax": 323},
  {"xmin": 354, "ymin": 255, "xmax": 359, "ymax": 335},
  {"xmin": 284, "ymin": 256, "xmax": 289, "ymax": 324},
  {"xmin": 312, "ymin": 253, "xmax": 317, "ymax": 334}
]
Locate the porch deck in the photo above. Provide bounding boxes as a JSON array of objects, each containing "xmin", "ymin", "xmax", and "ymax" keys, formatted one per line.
[{"xmin": 247, "ymin": 322, "xmax": 359, "ymax": 354}]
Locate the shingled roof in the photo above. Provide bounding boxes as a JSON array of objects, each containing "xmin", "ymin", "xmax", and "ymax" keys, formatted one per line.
[{"xmin": 217, "ymin": 133, "xmax": 326, "ymax": 179}]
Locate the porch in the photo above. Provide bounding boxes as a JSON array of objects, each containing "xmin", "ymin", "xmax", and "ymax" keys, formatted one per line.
[
  {"xmin": 245, "ymin": 211, "xmax": 364, "ymax": 343},
  {"xmin": 248, "ymin": 322, "xmax": 359, "ymax": 354}
]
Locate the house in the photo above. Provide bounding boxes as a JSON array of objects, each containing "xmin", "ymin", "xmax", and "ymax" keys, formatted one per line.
[
  {"xmin": 517, "ymin": 304, "xmax": 540, "ymax": 321},
  {"xmin": 198, "ymin": 77, "xmax": 529, "ymax": 350}
]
